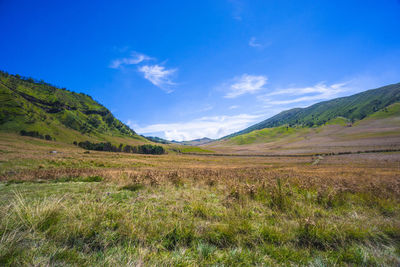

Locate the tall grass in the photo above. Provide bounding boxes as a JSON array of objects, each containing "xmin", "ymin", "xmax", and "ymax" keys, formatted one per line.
[
  {"xmin": 0, "ymin": 165, "xmax": 399, "ymax": 266},
  {"xmin": 1, "ymin": 134, "xmax": 399, "ymax": 265}
]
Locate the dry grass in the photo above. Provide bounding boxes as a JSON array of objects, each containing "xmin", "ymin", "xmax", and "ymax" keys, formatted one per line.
[{"xmin": 0, "ymin": 133, "xmax": 399, "ymax": 266}]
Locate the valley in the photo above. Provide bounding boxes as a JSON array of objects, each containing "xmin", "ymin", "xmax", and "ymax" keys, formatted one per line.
[
  {"xmin": 0, "ymin": 133, "xmax": 399, "ymax": 265},
  {"xmin": 0, "ymin": 73, "xmax": 399, "ymax": 265},
  {"xmin": 2, "ymin": 1, "xmax": 400, "ymax": 265}
]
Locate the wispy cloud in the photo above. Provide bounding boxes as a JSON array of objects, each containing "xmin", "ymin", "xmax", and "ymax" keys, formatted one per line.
[
  {"xmin": 249, "ymin": 37, "xmax": 262, "ymax": 48},
  {"xmin": 259, "ymin": 82, "xmax": 349, "ymax": 105},
  {"xmin": 248, "ymin": 37, "xmax": 271, "ymax": 48},
  {"xmin": 229, "ymin": 105, "xmax": 239, "ymax": 109},
  {"xmin": 224, "ymin": 74, "xmax": 267, "ymax": 98},
  {"xmin": 109, "ymin": 52, "xmax": 152, "ymax": 69},
  {"xmin": 110, "ymin": 51, "xmax": 178, "ymax": 93},
  {"xmin": 138, "ymin": 65, "xmax": 177, "ymax": 93},
  {"xmin": 131, "ymin": 114, "xmax": 261, "ymax": 141},
  {"xmin": 228, "ymin": 0, "xmax": 244, "ymax": 21}
]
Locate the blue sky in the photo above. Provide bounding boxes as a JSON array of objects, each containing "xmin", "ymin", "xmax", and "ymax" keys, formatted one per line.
[{"xmin": 1, "ymin": 0, "xmax": 400, "ymax": 141}]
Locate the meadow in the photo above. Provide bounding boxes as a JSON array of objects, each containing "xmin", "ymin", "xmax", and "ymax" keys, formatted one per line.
[{"xmin": 0, "ymin": 133, "xmax": 399, "ymax": 266}]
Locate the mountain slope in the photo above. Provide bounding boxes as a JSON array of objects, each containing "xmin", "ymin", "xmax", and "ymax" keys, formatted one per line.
[
  {"xmin": 176, "ymin": 137, "xmax": 214, "ymax": 146},
  {"xmin": 143, "ymin": 136, "xmax": 172, "ymax": 144},
  {"xmin": 224, "ymin": 83, "xmax": 400, "ymax": 139},
  {"xmin": 0, "ymin": 71, "xmax": 146, "ymax": 144},
  {"xmin": 205, "ymin": 102, "xmax": 400, "ymax": 155}
]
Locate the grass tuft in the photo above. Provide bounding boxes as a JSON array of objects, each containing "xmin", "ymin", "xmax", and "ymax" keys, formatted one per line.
[{"xmin": 120, "ymin": 183, "xmax": 144, "ymax": 192}]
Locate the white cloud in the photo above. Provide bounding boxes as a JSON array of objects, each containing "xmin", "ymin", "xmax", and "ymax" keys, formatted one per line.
[
  {"xmin": 131, "ymin": 114, "xmax": 262, "ymax": 141},
  {"xmin": 110, "ymin": 51, "xmax": 178, "ymax": 92},
  {"xmin": 224, "ymin": 74, "xmax": 267, "ymax": 98},
  {"xmin": 229, "ymin": 105, "xmax": 239, "ymax": 109},
  {"xmin": 110, "ymin": 52, "xmax": 152, "ymax": 69},
  {"xmin": 259, "ymin": 82, "xmax": 349, "ymax": 105},
  {"xmin": 249, "ymin": 37, "xmax": 271, "ymax": 48},
  {"xmin": 138, "ymin": 64, "xmax": 177, "ymax": 92},
  {"xmin": 249, "ymin": 37, "xmax": 262, "ymax": 48}
]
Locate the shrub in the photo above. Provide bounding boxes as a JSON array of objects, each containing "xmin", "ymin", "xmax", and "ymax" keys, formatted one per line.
[
  {"xmin": 120, "ymin": 183, "xmax": 144, "ymax": 192},
  {"xmin": 77, "ymin": 141, "xmax": 165, "ymax": 155},
  {"xmin": 20, "ymin": 130, "xmax": 53, "ymax": 141},
  {"xmin": 162, "ymin": 226, "xmax": 195, "ymax": 250}
]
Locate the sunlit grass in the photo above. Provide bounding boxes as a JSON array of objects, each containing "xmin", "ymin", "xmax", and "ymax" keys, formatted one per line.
[
  {"xmin": 0, "ymin": 133, "xmax": 399, "ymax": 265},
  {"xmin": 0, "ymin": 166, "xmax": 399, "ymax": 266}
]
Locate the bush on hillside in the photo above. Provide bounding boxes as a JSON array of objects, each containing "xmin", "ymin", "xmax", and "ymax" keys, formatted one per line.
[
  {"xmin": 20, "ymin": 130, "xmax": 54, "ymax": 141},
  {"xmin": 77, "ymin": 141, "xmax": 165, "ymax": 155}
]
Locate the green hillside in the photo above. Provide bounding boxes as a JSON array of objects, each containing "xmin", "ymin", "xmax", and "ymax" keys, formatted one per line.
[
  {"xmin": 362, "ymin": 102, "xmax": 400, "ymax": 120},
  {"xmin": 229, "ymin": 125, "xmax": 308, "ymax": 145},
  {"xmin": 224, "ymin": 82, "xmax": 400, "ymax": 139},
  {"xmin": 224, "ymin": 103, "xmax": 400, "ymax": 146},
  {"xmin": 324, "ymin": 116, "xmax": 350, "ymax": 126},
  {"xmin": 0, "ymin": 71, "xmax": 147, "ymax": 144}
]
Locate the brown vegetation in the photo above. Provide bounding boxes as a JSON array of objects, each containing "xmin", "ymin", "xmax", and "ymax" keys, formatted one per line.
[{"xmin": 0, "ymin": 133, "xmax": 399, "ymax": 265}]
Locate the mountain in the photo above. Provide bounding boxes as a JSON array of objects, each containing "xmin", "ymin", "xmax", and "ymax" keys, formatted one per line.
[
  {"xmin": 223, "ymin": 82, "xmax": 400, "ymax": 139},
  {"xmin": 140, "ymin": 136, "xmax": 214, "ymax": 146},
  {"xmin": 205, "ymin": 102, "xmax": 400, "ymax": 155},
  {"xmin": 205, "ymin": 82, "xmax": 400, "ymax": 155},
  {"xmin": 143, "ymin": 136, "xmax": 171, "ymax": 144},
  {"xmin": 0, "ymin": 71, "xmax": 147, "ymax": 144},
  {"xmin": 177, "ymin": 137, "xmax": 214, "ymax": 146}
]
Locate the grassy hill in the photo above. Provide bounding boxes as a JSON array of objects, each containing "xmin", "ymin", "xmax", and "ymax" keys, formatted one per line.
[
  {"xmin": 177, "ymin": 137, "xmax": 214, "ymax": 146},
  {"xmin": 228, "ymin": 125, "xmax": 308, "ymax": 145},
  {"xmin": 143, "ymin": 136, "xmax": 172, "ymax": 144},
  {"xmin": 0, "ymin": 71, "xmax": 147, "ymax": 144},
  {"xmin": 360, "ymin": 102, "xmax": 400, "ymax": 120},
  {"xmin": 205, "ymin": 102, "xmax": 400, "ymax": 155},
  {"xmin": 224, "ymin": 82, "xmax": 400, "ymax": 139}
]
